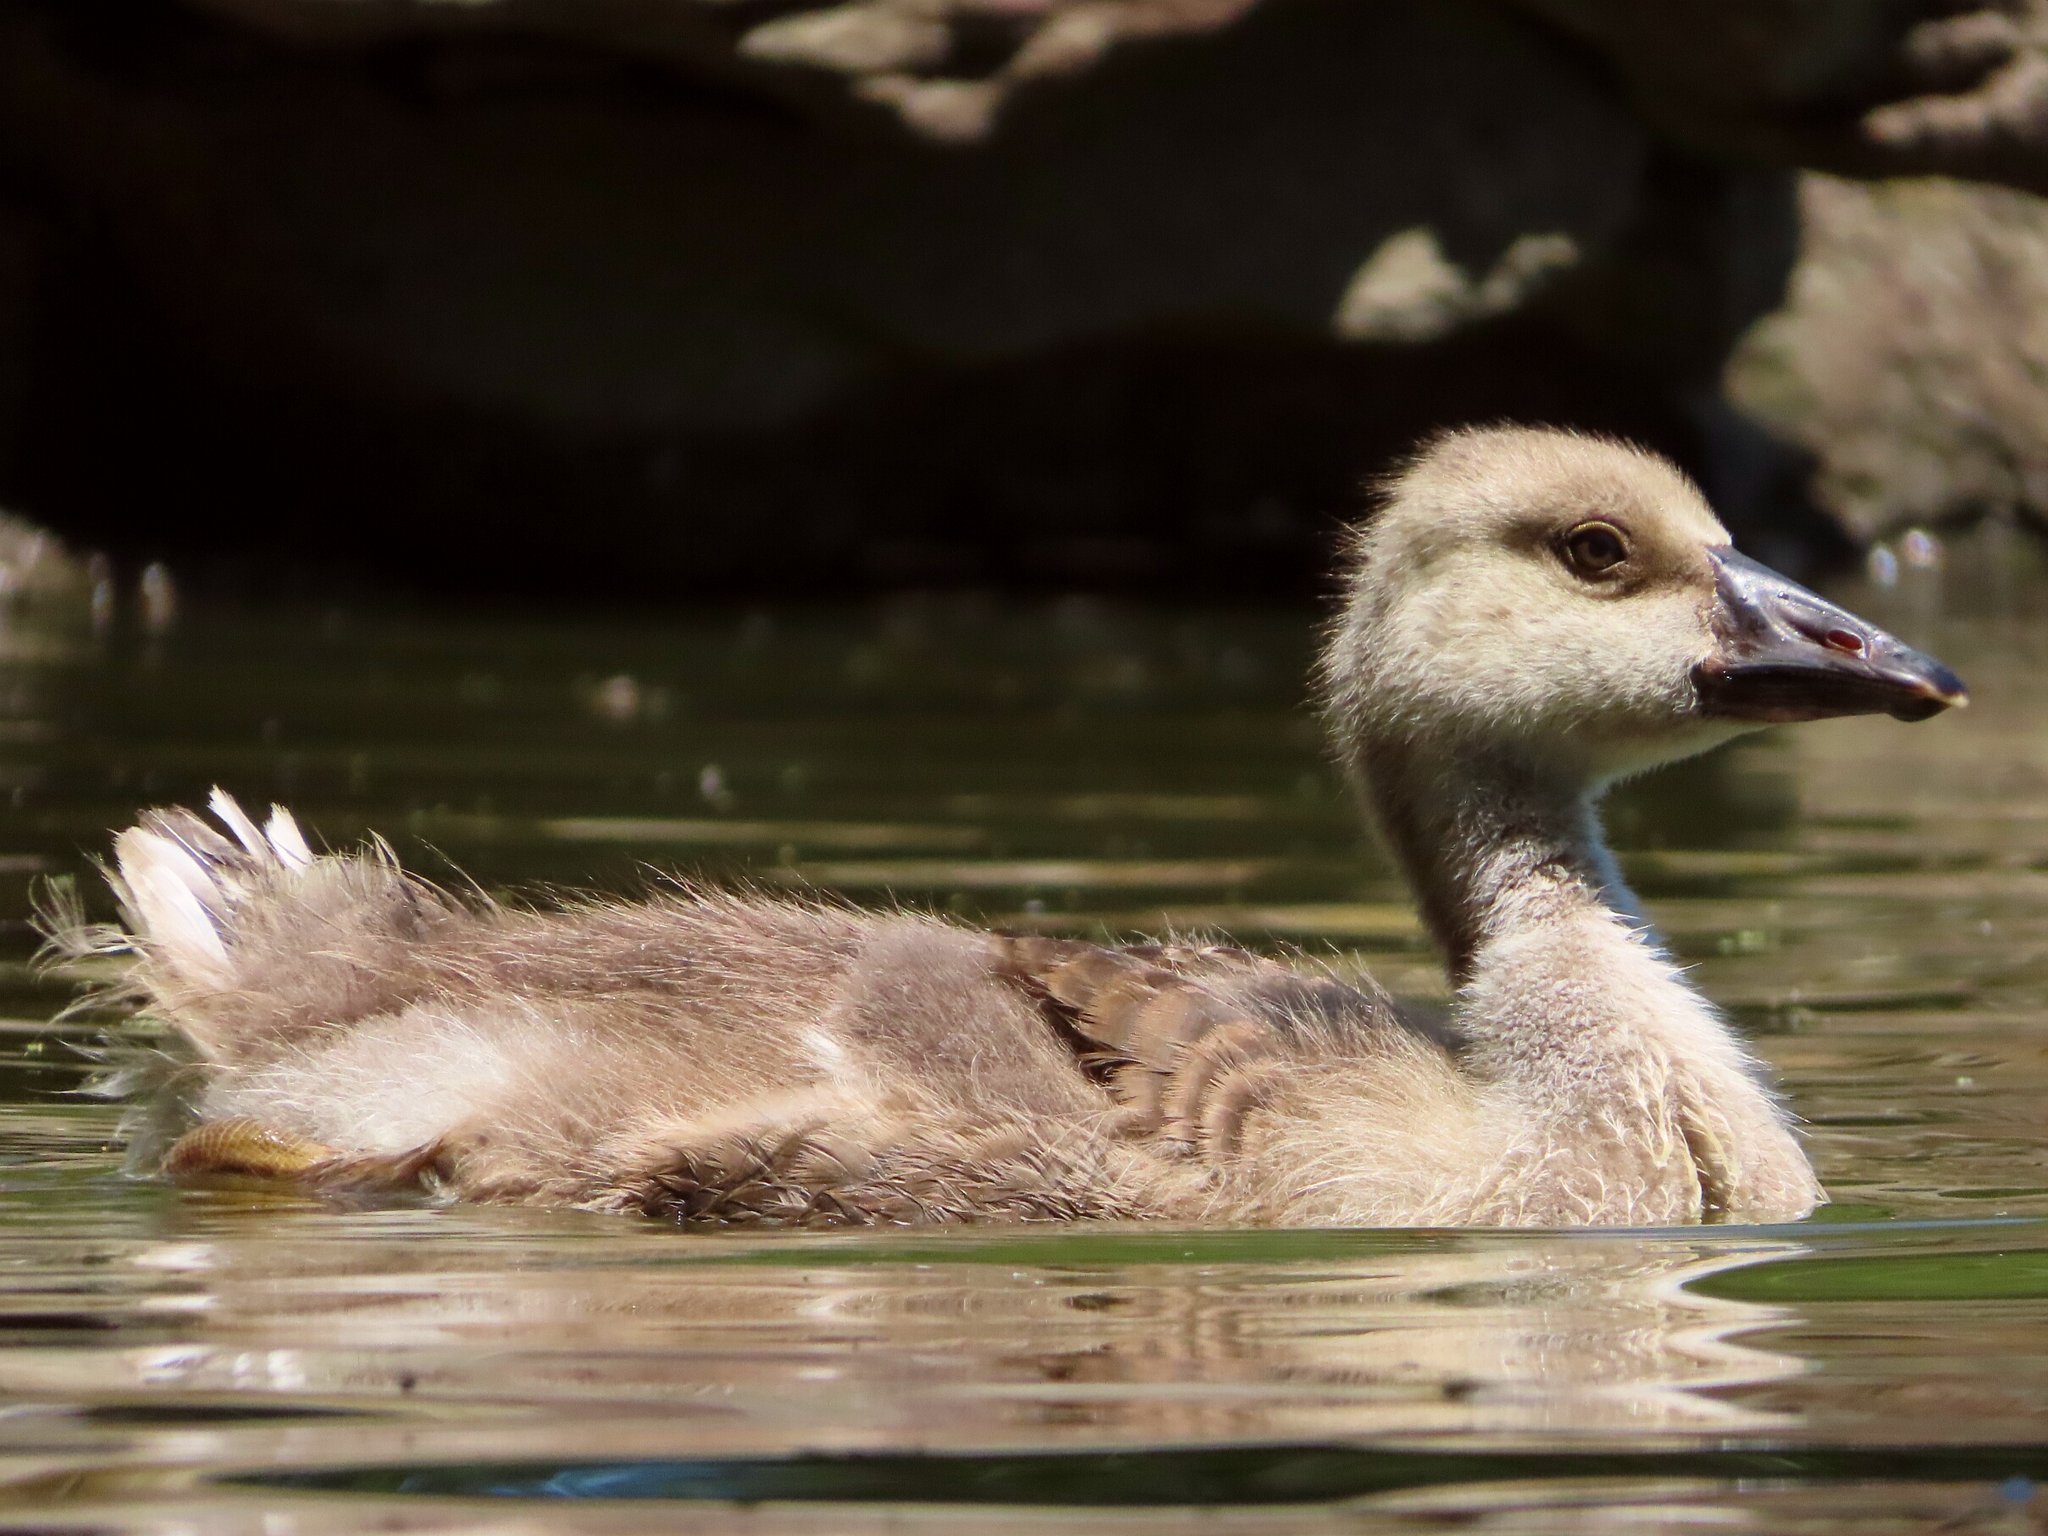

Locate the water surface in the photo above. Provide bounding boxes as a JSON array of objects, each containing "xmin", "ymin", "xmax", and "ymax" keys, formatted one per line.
[{"xmin": 1, "ymin": 541, "xmax": 2045, "ymax": 1532}]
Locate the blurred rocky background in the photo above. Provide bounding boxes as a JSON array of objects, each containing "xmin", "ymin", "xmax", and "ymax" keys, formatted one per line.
[
  {"xmin": 0, "ymin": 0, "xmax": 2043, "ymax": 594},
  {"xmin": 1731, "ymin": 175, "xmax": 2048, "ymax": 545}
]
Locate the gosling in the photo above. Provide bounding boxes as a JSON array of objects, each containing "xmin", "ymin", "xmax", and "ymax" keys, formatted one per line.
[{"xmin": 53, "ymin": 427, "xmax": 1965, "ymax": 1228}]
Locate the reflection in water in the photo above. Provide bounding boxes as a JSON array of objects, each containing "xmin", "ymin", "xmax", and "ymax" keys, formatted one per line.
[
  {"xmin": 0, "ymin": 1224, "xmax": 1806, "ymax": 1442},
  {"xmin": 0, "ymin": 1209, "xmax": 1813, "ymax": 1522}
]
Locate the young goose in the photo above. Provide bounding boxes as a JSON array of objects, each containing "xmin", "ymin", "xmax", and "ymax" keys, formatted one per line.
[{"xmin": 55, "ymin": 427, "xmax": 1965, "ymax": 1228}]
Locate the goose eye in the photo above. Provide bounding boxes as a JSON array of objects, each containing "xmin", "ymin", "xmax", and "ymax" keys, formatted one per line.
[{"xmin": 1562, "ymin": 522, "xmax": 1629, "ymax": 577}]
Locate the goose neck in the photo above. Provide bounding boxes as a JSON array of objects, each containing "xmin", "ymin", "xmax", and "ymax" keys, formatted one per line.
[{"xmin": 1364, "ymin": 744, "xmax": 1634, "ymax": 985}]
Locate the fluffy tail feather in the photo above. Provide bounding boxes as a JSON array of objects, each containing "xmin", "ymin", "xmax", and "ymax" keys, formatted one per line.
[
  {"xmin": 42, "ymin": 789, "xmax": 464, "ymax": 1067},
  {"xmin": 103, "ymin": 789, "xmax": 314, "ymax": 984}
]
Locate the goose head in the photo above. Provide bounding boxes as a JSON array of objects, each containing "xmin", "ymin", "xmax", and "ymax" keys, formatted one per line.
[{"xmin": 1324, "ymin": 427, "xmax": 1967, "ymax": 795}]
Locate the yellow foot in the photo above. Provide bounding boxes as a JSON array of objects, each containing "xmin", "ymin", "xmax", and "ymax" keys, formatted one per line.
[{"xmin": 162, "ymin": 1117, "xmax": 443, "ymax": 1193}]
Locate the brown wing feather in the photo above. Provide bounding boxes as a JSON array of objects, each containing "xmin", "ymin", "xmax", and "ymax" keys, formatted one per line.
[{"xmin": 994, "ymin": 934, "xmax": 1395, "ymax": 1154}]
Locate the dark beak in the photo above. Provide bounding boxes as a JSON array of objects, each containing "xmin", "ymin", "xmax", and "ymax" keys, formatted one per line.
[{"xmin": 1693, "ymin": 548, "xmax": 1968, "ymax": 724}]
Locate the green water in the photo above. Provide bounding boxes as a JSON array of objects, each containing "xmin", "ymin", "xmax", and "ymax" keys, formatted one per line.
[{"xmin": 1, "ymin": 541, "xmax": 2046, "ymax": 1533}]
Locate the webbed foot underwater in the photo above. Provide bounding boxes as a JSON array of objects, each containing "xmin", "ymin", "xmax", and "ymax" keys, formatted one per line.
[{"xmin": 51, "ymin": 428, "xmax": 1966, "ymax": 1228}]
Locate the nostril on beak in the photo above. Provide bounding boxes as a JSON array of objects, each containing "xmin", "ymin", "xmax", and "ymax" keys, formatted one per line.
[{"xmin": 1823, "ymin": 629, "xmax": 1865, "ymax": 657}]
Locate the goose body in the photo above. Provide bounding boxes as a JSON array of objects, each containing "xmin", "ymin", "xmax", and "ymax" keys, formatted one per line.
[{"xmin": 58, "ymin": 428, "xmax": 1965, "ymax": 1227}]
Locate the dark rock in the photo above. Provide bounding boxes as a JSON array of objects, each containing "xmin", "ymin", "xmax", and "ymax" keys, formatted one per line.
[{"xmin": 0, "ymin": 0, "xmax": 2039, "ymax": 592}]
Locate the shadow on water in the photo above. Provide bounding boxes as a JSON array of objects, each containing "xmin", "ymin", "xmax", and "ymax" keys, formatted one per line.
[
  {"xmin": 230, "ymin": 1442, "xmax": 2048, "ymax": 1504},
  {"xmin": 3, "ymin": 527, "xmax": 2048, "ymax": 1532}
]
